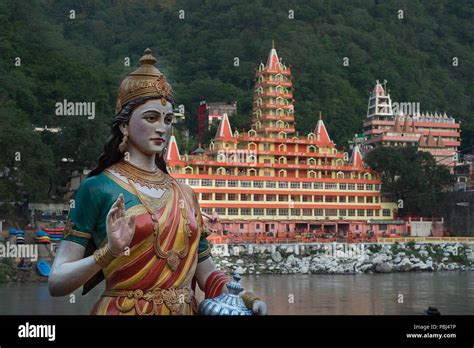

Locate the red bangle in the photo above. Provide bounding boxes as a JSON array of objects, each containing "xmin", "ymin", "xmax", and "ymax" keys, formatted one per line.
[{"xmin": 204, "ymin": 270, "xmax": 231, "ymax": 299}]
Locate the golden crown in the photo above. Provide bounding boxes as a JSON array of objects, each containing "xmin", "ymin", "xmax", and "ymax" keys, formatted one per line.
[{"xmin": 115, "ymin": 48, "xmax": 173, "ymax": 114}]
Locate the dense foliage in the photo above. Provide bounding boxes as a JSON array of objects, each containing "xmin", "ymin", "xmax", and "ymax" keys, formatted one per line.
[
  {"xmin": 0, "ymin": 0, "xmax": 472, "ymax": 206},
  {"xmin": 365, "ymin": 146, "xmax": 454, "ymax": 216}
]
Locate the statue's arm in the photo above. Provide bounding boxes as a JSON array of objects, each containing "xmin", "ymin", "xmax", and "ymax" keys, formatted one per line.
[
  {"xmin": 48, "ymin": 240, "xmax": 101, "ymax": 297},
  {"xmin": 49, "ymin": 193, "xmax": 135, "ymax": 297},
  {"xmin": 195, "ymin": 257, "xmax": 226, "ymax": 293}
]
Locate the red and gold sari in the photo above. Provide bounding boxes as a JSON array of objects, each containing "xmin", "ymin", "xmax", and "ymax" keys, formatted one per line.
[{"xmin": 90, "ymin": 177, "xmax": 201, "ymax": 315}]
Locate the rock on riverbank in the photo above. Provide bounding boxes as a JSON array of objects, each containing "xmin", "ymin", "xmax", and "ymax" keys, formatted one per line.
[{"xmin": 210, "ymin": 242, "xmax": 474, "ymax": 275}]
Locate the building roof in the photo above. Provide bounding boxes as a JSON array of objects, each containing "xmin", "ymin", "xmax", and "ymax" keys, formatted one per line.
[
  {"xmin": 426, "ymin": 130, "xmax": 437, "ymax": 147},
  {"xmin": 165, "ymin": 135, "xmax": 181, "ymax": 162},
  {"xmin": 372, "ymin": 80, "xmax": 385, "ymax": 96},
  {"xmin": 314, "ymin": 113, "xmax": 333, "ymax": 146},
  {"xmin": 215, "ymin": 113, "xmax": 234, "ymax": 141},
  {"xmin": 265, "ymin": 41, "xmax": 281, "ymax": 70},
  {"xmin": 351, "ymin": 145, "xmax": 364, "ymax": 168}
]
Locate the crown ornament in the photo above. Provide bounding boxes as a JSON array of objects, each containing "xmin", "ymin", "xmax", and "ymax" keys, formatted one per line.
[{"xmin": 115, "ymin": 48, "xmax": 173, "ymax": 114}]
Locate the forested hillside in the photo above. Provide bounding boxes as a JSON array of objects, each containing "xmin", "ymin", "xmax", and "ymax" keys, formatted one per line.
[{"xmin": 0, "ymin": 0, "xmax": 472, "ymax": 202}]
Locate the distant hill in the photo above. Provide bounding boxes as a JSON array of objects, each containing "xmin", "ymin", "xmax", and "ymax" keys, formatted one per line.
[{"xmin": 0, "ymin": 0, "xmax": 472, "ymax": 201}]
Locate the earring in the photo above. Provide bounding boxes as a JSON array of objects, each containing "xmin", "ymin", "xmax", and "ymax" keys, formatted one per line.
[
  {"xmin": 119, "ymin": 134, "xmax": 128, "ymax": 153},
  {"xmin": 161, "ymin": 146, "xmax": 168, "ymax": 157}
]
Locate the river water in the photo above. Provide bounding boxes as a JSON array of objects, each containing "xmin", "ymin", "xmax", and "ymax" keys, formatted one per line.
[{"xmin": 0, "ymin": 272, "xmax": 472, "ymax": 315}]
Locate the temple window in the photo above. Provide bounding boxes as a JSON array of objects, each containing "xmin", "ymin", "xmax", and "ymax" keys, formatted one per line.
[
  {"xmin": 278, "ymin": 195, "xmax": 288, "ymax": 202},
  {"xmin": 188, "ymin": 179, "xmax": 199, "ymax": 186},
  {"xmin": 278, "ymin": 181, "xmax": 288, "ymax": 188},
  {"xmin": 302, "ymin": 195, "xmax": 311, "ymax": 202},
  {"xmin": 241, "ymin": 208, "xmax": 251, "ymax": 216},
  {"xmin": 266, "ymin": 181, "xmax": 276, "ymax": 188},
  {"xmin": 279, "ymin": 209, "xmax": 288, "ymax": 216},
  {"xmin": 313, "ymin": 182, "xmax": 323, "ymax": 189},
  {"xmin": 357, "ymin": 209, "xmax": 365, "ymax": 216},
  {"xmin": 291, "ymin": 209, "xmax": 300, "ymax": 216},
  {"xmin": 357, "ymin": 196, "xmax": 365, "ymax": 203},
  {"xmin": 267, "ymin": 208, "xmax": 277, "ymax": 216},
  {"xmin": 253, "ymin": 181, "xmax": 264, "ymax": 188},
  {"xmin": 357, "ymin": 184, "xmax": 365, "ymax": 190},
  {"xmin": 202, "ymin": 179, "xmax": 213, "ymax": 187},
  {"xmin": 216, "ymin": 179, "xmax": 226, "ymax": 187},
  {"xmin": 201, "ymin": 193, "xmax": 212, "ymax": 200},
  {"xmin": 315, "ymin": 209, "xmax": 323, "ymax": 216},
  {"xmin": 240, "ymin": 194, "xmax": 251, "ymax": 201},
  {"xmin": 290, "ymin": 182, "xmax": 300, "ymax": 189},
  {"xmin": 228, "ymin": 180, "xmax": 238, "ymax": 187},
  {"xmin": 215, "ymin": 193, "xmax": 225, "ymax": 201},
  {"xmin": 266, "ymin": 194, "xmax": 276, "ymax": 201}
]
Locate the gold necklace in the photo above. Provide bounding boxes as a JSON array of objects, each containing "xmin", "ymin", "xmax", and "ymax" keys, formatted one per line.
[
  {"xmin": 111, "ymin": 160, "xmax": 173, "ymax": 190},
  {"xmin": 127, "ymin": 179, "xmax": 191, "ymax": 272}
]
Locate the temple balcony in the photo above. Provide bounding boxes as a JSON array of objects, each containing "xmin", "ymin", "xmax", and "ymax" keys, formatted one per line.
[
  {"xmin": 253, "ymin": 115, "xmax": 294, "ymax": 121},
  {"xmin": 255, "ymin": 80, "xmax": 292, "ymax": 88},
  {"xmin": 259, "ymin": 92, "xmax": 293, "ymax": 99},
  {"xmin": 261, "ymin": 103, "xmax": 292, "ymax": 109}
]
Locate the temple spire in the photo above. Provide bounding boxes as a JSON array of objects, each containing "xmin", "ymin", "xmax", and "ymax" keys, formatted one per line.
[
  {"xmin": 165, "ymin": 134, "xmax": 181, "ymax": 162},
  {"xmin": 314, "ymin": 113, "xmax": 333, "ymax": 146},
  {"xmin": 215, "ymin": 113, "xmax": 233, "ymax": 140},
  {"xmin": 367, "ymin": 79, "xmax": 393, "ymax": 118},
  {"xmin": 350, "ymin": 145, "xmax": 364, "ymax": 168},
  {"xmin": 266, "ymin": 42, "xmax": 280, "ymax": 70}
]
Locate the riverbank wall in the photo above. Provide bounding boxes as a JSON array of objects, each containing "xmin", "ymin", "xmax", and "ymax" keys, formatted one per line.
[
  {"xmin": 1, "ymin": 242, "xmax": 473, "ymax": 283},
  {"xmin": 211, "ymin": 242, "xmax": 474, "ymax": 275}
]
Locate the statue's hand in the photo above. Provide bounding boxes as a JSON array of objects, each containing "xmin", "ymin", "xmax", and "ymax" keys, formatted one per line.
[
  {"xmin": 252, "ymin": 300, "xmax": 268, "ymax": 315},
  {"xmin": 106, "ymin": 193, "xmax": 136, "ymax": 255}
]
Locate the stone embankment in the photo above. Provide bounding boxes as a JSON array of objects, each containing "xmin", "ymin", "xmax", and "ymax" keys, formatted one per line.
[{"xmin": 210, "ymin": 242, "xmax": 474, "ymax": 275}]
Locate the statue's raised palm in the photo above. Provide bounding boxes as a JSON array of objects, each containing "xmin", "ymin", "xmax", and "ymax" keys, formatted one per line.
[{"xmin": 106, "ymin": 193, "xmax": 136, "ymax": 255}]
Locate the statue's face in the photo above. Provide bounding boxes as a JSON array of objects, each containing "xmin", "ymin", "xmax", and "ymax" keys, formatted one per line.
[{"xmin": 122, "ymin": 99, "xmax": 173, "ymax": 156}]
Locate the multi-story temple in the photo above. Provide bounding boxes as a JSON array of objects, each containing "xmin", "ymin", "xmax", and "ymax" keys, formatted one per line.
[
  {"xmin": 362, "ymin": 81, "xmax": 461, "ymax": 171},
  {"xmin": 166, "ymin": 45, "xmax": 403, "ymax": 238}
]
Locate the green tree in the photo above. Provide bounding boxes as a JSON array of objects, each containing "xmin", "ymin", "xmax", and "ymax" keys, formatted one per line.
[{"xmin": 365, "ymin": 146, "xmax": 454, "ymax": 216}]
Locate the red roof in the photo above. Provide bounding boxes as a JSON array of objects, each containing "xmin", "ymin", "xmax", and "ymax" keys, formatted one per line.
[
  {"xmin": 314, "ymin": 118, "xmax": 333, "ymax": 146},
  {"xmin": 215, "ymin": 113, "xmax": 234, "ymax": 141},
  {"xmin": 351, "ymin": 145, "xmax": 364, "ymax": 168},
  {"xmin": 266, "ymin": 46, "xmax": 281, "ymax": 70},
  {"xmin": 165, "ymin": 135, "xmax": 181, "ymax": 162}
]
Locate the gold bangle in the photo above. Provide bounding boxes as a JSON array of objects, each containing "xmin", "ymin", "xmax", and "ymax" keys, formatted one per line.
[
  {"xmin": 93, "ymin": 244, "xmax": 118, "ymax": 268},
  {"xmin": 241, "ymin": 292, "xmax": 261, "ymax": 310}
]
